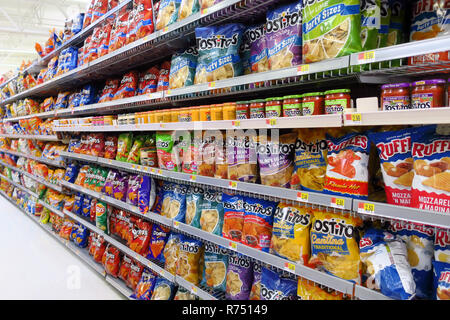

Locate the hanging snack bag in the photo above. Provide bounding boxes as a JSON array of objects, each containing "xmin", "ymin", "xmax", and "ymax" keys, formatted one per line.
[
  {"xmin": 185, "ymin": 185, "xmax": 204, "ymax": 228},
  {"xmin": 129, "ymin": 219, "xmax": 152, "ymax": 255},
  {"xmin": 226, "ymin": 252, "xmax": 253, "ymax": 300},
  {"xmin": 169, "ymin": 46, "xmax": 198, "ymax": 89},
  {"xmin": 242, "ymin": 196, "xmax": 278, "ymax": 252},
  {"xmin": 156, "ymin": 61, "xmax": 171, "ymax": 92},
  {"xmin": 177, "ymin": 235, "xmax": 204, "ymax": 285},
  {"xmin": 138, "ymin": 175, "xmax": 156, "ymax": 214},
  {"xmin": 257, "ymin": 131, "xmax": 296, "ymax": 188},
  {"xmin": 156, "ymin": 131, "xmax": 181, "ymax": 171},
  {"xmin": 151, "ymin": 277, "xmax": 177, "ymax": 300},
  {"xmin": 127, "ymin": 135, "xmax": 145, "ymax": 164},
  {"xmin": 309, "ymin": 209, "xmax": 363, "ymax": 283},
  {"xmin": 167, "ymin": 183, "xmax": 188, "ymax": 221},
  {"xmin": 201, "ymin": 243, "xmax": 228, "ymax": 292},
  {"xmin": 389, "ymin": 220, "xmax": 435, "ymax": 299},
  {"xmin": 95, "ymin": 200, "xmax": 108, "ymax": 234},
  {"xmin": 290, "ymin": 128, "xmax": 328, "ymax": 192},
  {"xmin": 119, "ymin": 255, "xmax": 132, "ymax": 282},
  {"xmin": 435, "ymin": 228, "xmax": 450, "ymax": 264},
  {"xmin": 323, "ymin": 131, "xmax": 371, "ymax": 200},
  {"xmin": 147, "ymin": 224, "xmax": 171, "ymax": 261},
  {"xmin": 411, "ymin": 127, "xmax": 450, "ymax": 213},
  {"xmin": 116, "ymin": 133, "xmax": 134, "ymax": 161},
  {"xmin": 199, "ymin": 190, "xmax": 224, "ymax": 235},
  {"xmin": 194, "ymin": 24, "xmax": 245, "ymax": 84},
  {"xmin": 433, "ymin": 260, "xmax": 450, "ymax": 300},
  {"xmin": 138, "ymin": 66, "xmax": 159, "ymax": 95},
  {"xmin": 156, "ymin": 0, "xmax": 182, "ymax": 30},
  {"xmin": 360, "ymin": 0, "xmax": 380, "ymax": 51},
  {"xmin": 127, "ymin": 174, "xmax": 142, "ymax": 206},
  {"xmin": 359, "ymin": 227, "xmax": 416, "ymax": 300},
  {"xmin": 260, "ymin": 267, "xmax": 298, "ymax": 300},
  {"xmin": 302, "ymin": 0, "xmax": 362, "ymax": 63},
  {"xmin": 163, "ymin": 232, "xmax": 181, "ymax": 275},
  {"xmin": 265, "ymin": 1, "xmax": 303, "ymax": 70},
  {"xmin": 222, "ymin": 192, "xmax": 245, "ymax": 242},
  {"xmin": 102, "ymin": 244, "xmax": 122, "ymax": 277},
  {"xmin": 270, "ymin": 203, "xmax": 313, "ymax": 264}
]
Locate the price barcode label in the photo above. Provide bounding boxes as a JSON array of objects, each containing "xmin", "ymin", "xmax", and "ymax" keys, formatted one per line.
[
  {"xmin": 190, "ymin": 175, "xmax": 197, "ymax": 182},
  {"xmin": 266, "ymin": 118, "xmax": 277, "ymax": 127},
  {"xmin": 157, "ymin": 169, "xmax": 163, "ymax": 175},
  {"xmin": 229, "ymin": 241, "xmax": 237, "ymax": 251},
  {"xmin": 232, "ymin": 120, "xmax": 241, "ymax": 128},
  {"xmin": 284, "ymin": 262, "xmax": 296, "ymax": 273},
  {"xmin": 346, "ymin": 113, "xmax": 362, "ymax": 124},
  {"xmin": 331, "ymin": 197, "xmax": 345, "ymax": 209},
  {"xmin": 191, "ymin": 286, "xmax": 198, "ymax": 294},
  {"xmin": 297, "ymin": 192, "xmax": 309, "ymax": 203},
  {"xmin": 160, "ymin": 123, "xmax": 165, "ymax": 128},
  {"xmin": 208, "ymin": 81, "xmax": 216, "ymax": 88},
  {"xmin": 297, "ymin": 64, "xmax": 310, "ymax": 75},
  {"xmin": 108, "ymin": 159, "xmax": 113, "ymax": 164},
  {"xmin": 173, "ymin": 221, "xmax": 180, "ymax": 229},
  {"xmin": 228, "ymin": 181, "xmax": 238, "ymax": 189},
  {"xmin": 166, "ymin": 90, "xmax": 172, "ymax": 95},
  {"xmin": 71, "ymin": 107, "xmax": 74, "ymax": 115},
  {"xmin": 358, "ymin": 202, "xmax": 375, "ymax": 214},
  {"xmin": 131, "ymin": 164, "xmax": 136, "ymax": 169},
  {"xmin": 163, "ymin": 27, "xmax": 169, "ymax": 33},
  {"xmin": 201, "ymin": 8, "xmax": 208, "ymax": 15},
  {"xmin": 358, "ymin": 51, "xmax": 376, "ymax": 64}
]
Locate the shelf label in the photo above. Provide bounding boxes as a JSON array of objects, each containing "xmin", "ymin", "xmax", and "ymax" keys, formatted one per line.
[
  {"xmin": 190, "ymin": 285, "xmax": 198, "ymax": 295},
  {"xmin": 190, "ymin": 175, "xmax": 197, "ymax": 182},
  {"xmin": 297, "ymin": 192, "xmax": 309, "ymax": 203},
  {"xmin": 157, "ymin": 169, "xmax": 163, "ymax": 176},
  {"xmin": 331, "ymin": 197, "xmax": 345, "ymax": 209},
  {"xmin": 208, "ymin": 81, "xmax": 216, "ymax": 88},
  {"xmin": 228, "ymin": 241, "xmax": 238, "ymax": 251},
  {"xmin": 71, "ymin": 106, "xmax": 75, "ymax": 115},
  {"xmin": 358, "ymin": 51, "xmax": 376, "ymax": 64},
  {"xmin": 166, "ymin": 90, "xmax": 172, "ymax": 96},
  {"xmin": 284, "ymin": 262, "xmax": 296, "ymax": 273},
  {"xmin": 358, "ymin": 202, "xmax": 375, "ymax": 214},
  {"xmin": 160, "ymin": 123, "xmax": 166, "ymax": 128},
  {"xmin": 345, "ymin": 113, "xmax": 362, "ymax": 124},
  {"xmin": 266, "ymin": 118, "xmax": 277, "ymax": 127},
  {"xmin": 163, "ymin": 26, "xmax": 169, "ymax": 33},
  {"xmin": 131, "ymin": 164, "xmax": 136, "ymax": 169},
  {"xmin": 297, "ymin": 64, "xmax": 310, "ymax": 75},
  {"xmin": 173, "ymin": 221, "xmax": 180, "ymax": 229},
  {"xmin": 232, "ymin": 120, "xmax": 241, "ymax": 128},
  {"xmin": 228, "ymin": 180, "xmax": 238, "ymax": 189},
  {"xmin": 201, "ymin": 8, "xmax": 208, "ymax": 15}
]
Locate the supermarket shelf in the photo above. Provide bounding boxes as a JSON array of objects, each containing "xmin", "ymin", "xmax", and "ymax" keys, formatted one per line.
[
  {"xmin": 0, "ymin": 173, "xmax": 39, "ymax": 198},
  {"xmin": 54, "ymin": 114, "xmax": 343, "ymax": 132},
  {"xmin": 0, "ymin": 133, "xmax": 60, "ymax": 141},
  {"xmin": 39, "ymin": 200, "xmax": 65, "ymax": 218},
  {"xmin": 0, "ymin": 148, "xmax": 64, "ymax": 168},
  {"xmin": 344, "ymin": 108, "xmax": 450, "ymax": 126},
  {"xmin": 0, "ymin": 159, "xmax": 63, "ymax": 192},
  {"xmin": 354, "ymin": 200, "xmax": 450, "ymax": 230},
  {"xmin": 105, "ymin": 275, "xmax": 134, "ymax": 299}
]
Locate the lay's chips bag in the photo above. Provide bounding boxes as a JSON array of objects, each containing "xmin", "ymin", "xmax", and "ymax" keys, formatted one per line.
[{"xmin": 309, "ymin": 209, "xmax": 363, "ymax": 283}]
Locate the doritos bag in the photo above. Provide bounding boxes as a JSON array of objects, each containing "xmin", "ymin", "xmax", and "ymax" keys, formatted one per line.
[
  {"xmin": 104, "ymin": 135, "xmax": 118, "ymax": 159},
  {"xmin": 309, "ymin": 209, "xmax": 363, "ymax": 283},
  {"xmin": 156, "ymin": 61, "xmax": 171, "ymax": 92},
  {"xmin": 127, "ymin": 259, "xmax": 145, "ymax": 290},
  {"xmin": 133, "ymin": 269, "xmax": 157, "ymax": 300},
  {"xmin": 271, "ymin": 203, "xmax": 313, "ymax": 264},
  {"xmin": 242, "ymin": 196, "xmax": 277, "ymax": 252},
  {"xmin": 99, "ymin": 79, "xmax": 120, "ymax": 103},
  {"xmin": 260, "ymin": 267, "xmax": 297, "ymax": 300},
  {"xmin": 126, "ymin": 174, "xmax": 141, "ymax": 206},
  {"xmin": 113, "ymin": 71, "xmax": 139, "ymax": 100},
  {"xmin": 323, "ymin": 131, "xmax": 371, "ymax": 200},
  {"xmin": 129, "ymin": 219, "xmax": 152, "ymax": 255},
  {"xmin": 119, "ymin": 255, "xmax": 132, "ymax": 282},
  {"xmin": 102, "ymin": 244, "xmax": 122, "ymax": 277},
  {"xmin": 92, "ymin": 235, "xmax": 107, "ymax": 263},
  {"xmin": 147, "ymin": 224, "xmax": 170, "ymax": 261},
  {"xmin": 138, "ymin": 66, "xmax": 159, "ymax": 95},
  {"xmin": 265, "ymin": 1, "xmax": 302, "ymax": 70},
  {"xmin": 138, "ymin": 175, "xmax": 155, "ymax": 214}
]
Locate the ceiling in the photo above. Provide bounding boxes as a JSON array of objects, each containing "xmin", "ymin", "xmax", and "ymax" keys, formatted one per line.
[{"xmin": 0, "ymin": 0, "xmax": 91, "ymax": 78}]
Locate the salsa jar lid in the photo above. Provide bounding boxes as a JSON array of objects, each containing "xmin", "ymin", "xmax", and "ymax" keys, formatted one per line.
[
  {"xmin": 235, "ymin": 101, "xmax": 250, "ymax": 104},
  {"xmin": 324, "ymin": 89, "xmax": 351, "ymax": 95},
  {"xmin": 249, "ymin": 99, "xmax": 266, "ymax": 104},
  {"xmin": 381, "ymin": 83, "xmax": 410, "ymax": 90},
  {"xmin": 283, "ymin": 95, "xmax": 303, "ymax": 99},
  {"xmin": 412, "ymin": 79, "xmax": 446, "ymax": 86},
  {"xmin": 302, "ymin": 92, "xmax": 324, "ymax": 97}
]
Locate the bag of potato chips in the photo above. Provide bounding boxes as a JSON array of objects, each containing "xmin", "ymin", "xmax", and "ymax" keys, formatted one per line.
[
  {"xmin": 156, "ymin": 0, "xmax": 181, "ymax": 31},
  {"xmin": 309, "ymin": 209, "xmax": 363, "ymax": 283},
  {"xmin": 302, "ymin": 0, "xmax": 362, "ymax": 63},
  {"xmin": 226, "ymin": 130, "xmax": 258, "ymax": 183},
  {"xmin": 435, "ymin": 228, "xmax": 450, "ymax": 264},
  {"xmin": 169, "ymin": 46, "xmax": 198, "ymax": 89},
  {"xmin": 199, "ymin": 190, "xmax": 224, "ymax": 236},
  {"xmin": 241, "ymin": 23, "xmax": 269, "ymax": 74},
  {"xmin": 433, "ymin": 260, "xmax": 450, "ymax": 300},
  {"xmin": 177, "ymin": 235, "xmax": 204, "ymax": 285},
  {"xmin": 377, "ymin": 0, "xmax": 391, "ymax": 48},
  {"xmin": 222, "ymin": 192, "xmax": 245, "ymax": 242},
  {"xmin": 185, "ymin": 185, "xmax": 204, "ymax": 228},
  {"xmin": 290, "ymin": 128, "xmax": 328, "ymax": 192},
  {"xmin": 178, "ymin": 0, "xmax": 199, "ymax": 21},
  {"xmin": 265, "ymin": 1, "xmax": 303, "ymax": 70},
  {"xmin": 260, "ymin": 267, "xmax": 297, "ymax": 300},
  {"xmin": 360, "ymin": 0, "xmax": 380, "ymax": 51},
  {"xmin": 297, "ymin": 277, "xmax": 344, "ymax": 300},
  {"xmin": 194, "ymin": 24, "xmax": 245, "ymax": 84},
  {"xmin": 201, "ymin": 243, "xmax": 228, "ymax": 292},
  {"xmin": 270, "ymin": 203, "xmax": 313, "ymax": 264},
  {"xmin": 163, "ymin": 232, "xmax": 181, "ymax": 275},
  {"xmin": 151, "ymin": 277, "xmax": 177, "ymax": 300},
  {"xmin": 226, "ymin": 252, "xmax": 253, "ymax": 300}
]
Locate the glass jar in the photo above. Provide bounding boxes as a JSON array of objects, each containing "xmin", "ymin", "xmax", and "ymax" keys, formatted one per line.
[
  {"xmin": 170, "ymin": 109, "xmax": 179, "ymax": 122},
  {"xmin": 302, "ymin": 92, "xmax": 325, "ymax": 116},
  {"xmin": 162, "ymin": 109, "xmax": 171, "ymax": 123},
  {"xmin": 282, "ymin": 95, "xmax": 303, "ymax": 117},
  {"xmin": 249, "ymin": 99, "xmax": 266, "ymax": 119},
  {"xmin": 324, "ymin": 89, "xmax": 351, "ymax": 114},
  {"xmin": 149, "ymin": 111, "xmax": 156, "ymax": 123},
  {"xmin": 190, "ymin": 106, "xmax": 200, "ymax": 121},
  {"xmin": 411, "ymin": 79, "xmax": 446, "ymax": 109},
  {"xmin": 380, "ymin": 83, "xmax": 411, "ymax": 110},
  {"xmin": 236, "ymin": 101, "xmax": 250, "ymax": 119},
  {"xmin": 199, "ymin": 105, "xmax": 211, "ymax": 121},
  {"xmin": 265, "ymin": 97, "xmax": 283, "ymax": 118}
]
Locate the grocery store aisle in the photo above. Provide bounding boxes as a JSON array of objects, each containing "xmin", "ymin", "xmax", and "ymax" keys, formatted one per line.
[{"xmin": 0, "ymin": 197, "xmax": 123, "ymax": 300}]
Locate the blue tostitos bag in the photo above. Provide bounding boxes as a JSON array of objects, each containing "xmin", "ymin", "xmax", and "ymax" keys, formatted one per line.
[{"xmin": 260, "ymin": 266, "xmax": 297, "ymax": 300}]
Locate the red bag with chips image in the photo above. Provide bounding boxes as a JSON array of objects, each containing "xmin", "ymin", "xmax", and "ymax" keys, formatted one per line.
[
  {"xmin": 88, "ymin": 27, "xmax": 102, "ymax": 62},
  {"xmin": 104, "ymin": 135, "xmax": 118, "ymax": 159},
  {"xmin": 99, "ymin": 79, "xmax": 120, "ymax": 103},
  {"xmin": 90, "ymin": 198, "xmax": 97, "ymax": 223},
  {"xmin": 98, "ymin": 24, "xmax": 113, "ymax": 58},
  {"xmin": 156, "ymin": 61, "xmax": 170, "ymax": 92},
  {"xmin": 92, "ymin": 235, "xmax": 107, "ymax": 263},
  {"xmin": 113, "ymin": 70, "xmax": 139, "ymax": 100},
  {"xmin": 102, "ymin": 244, "xmax": 122, "ymax": 277},
  {"xmin": 83, "ymin": 0, "xmax": 96, "ymax": 29},
  {"xmin": 128, "ymin": 219, "xmax": 152, "ymax": 255},
  {"xmin": 132, "ymin": 0, "xmax": 154, "ymax": 42},
  {"xmin": 109, "ymin": 5, "xmax": 131, "ymax": 53},
  {"xmin": 90, "ymin": 133, "xmax": 105, "ymax": 157},
  {"xmin": 138, "ymin": 66, "xmax": 159, "ymax": 95},
  {"xmin": 127, "ymin": 259, "xmax": 144, "ymax": 290},
  {"xmin": 92, "ymin": 0, "xmax": 109, "ymax": 23},
  {"xmin": 119, "ymin": 255, "xmax": 133, "ymax": 282}
]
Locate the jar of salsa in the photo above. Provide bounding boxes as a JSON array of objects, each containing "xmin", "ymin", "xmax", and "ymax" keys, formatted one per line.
[
  {"xmin": 210, "ymin": 104, "xmax": 223, "ymax": 121},
  {"xmin": 282, "ymin": 95, "xmax": 302, "ymax": 117},
  {"xmin": 381, "ymin": 83, "xmax": 411, "ymax": 110},
  {"xmin": 223, "ymin": 103, "xmax": 236, "ymax": 120},
  {"xmin": 249, "ymin": 99, "xmax": 266, "ymax": 119},
  {"xmin": 411, "ymin": 79, "xmax": 446, "ymax": 109},
  {"xmin": 199, "ymin": 105, "xmax": 211, "ymax": 121},
  {"xmin": 265, "ymin": 97, "xmax": 283, "ymax": 118},
  {"xmin": 302, "ymin": 92, "xmax": 325, "ymax": 116},
  {"xmin": 324, "ymin": 89, "xmax": 351, "ymax": 114},
  {"xmin": 178, "ymin": 107, "xmax": 192, "ymax": 122},
  {"xmin": 236, "ymin": 101, "xmax": 250, "ymax": 119}
]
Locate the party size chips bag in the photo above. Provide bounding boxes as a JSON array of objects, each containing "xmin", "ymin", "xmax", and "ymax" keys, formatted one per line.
[
  {"xmin": 241, "ymin": 23, "xmax": 269, "ymax": 74},
  {"xmin": 167, "ymin": 183, "xmax": 188, "ymax": 221},
  {"xmin": 260, "ymin": 267, "xmax": 297, "ymax": 300},
  {"xmin": 201, "ymin": 243, "xmax": 228, "ymax": 292},
  {"xmin": 302, "ymin": 0, "xmax": 362, "ymax": 63},
  {"xmin": 271, "ymin": 203, "xmax": 313, "ymax": 264},
  {"xmin": 177, "ymin": 235, "xmax": 204, "ymax": 285},
  {"xmin": 133, "ymin": 269, "xmax": 158, "ymax": 300},
  {"xmin": 265, "ymin": 1, "xmax": 303, "ymax": 70},
  {"xmin": 151, "ymin": 277, "xmax": 177, "ymax": 300},
  {"xmin": 147, "ymin": 224, "xmax": 171, "ymax": 262},
  {"xmin": 199, "ymin": 190, "xmax": 224, "ymax": 235},
  {"xmin": 185, "ymin": 185, "xmax": 204, "ymax": 228},
  {"xmin": 169, "ymin": 46, "xmax": 198, "ymax": 89},
  {"xmin": 297, "ymin": 277, "xmax": 344, "ymax": 300},
  {"xmin": 360, "ymin": 0, "xmax": 380, "ymax": 51},
  {"xmin": 156, "ymin": 0, "xmax": 182, "ymax": 30},
  {"xmin": 222, "ymin": 193, "xmax": 245, "ymax": 242},
  {"xmin": 226, "ymin": 252, "xmax": 253, "ymax": 300}
]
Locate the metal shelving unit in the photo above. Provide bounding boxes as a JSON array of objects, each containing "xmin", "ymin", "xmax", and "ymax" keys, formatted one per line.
[{"xmin": 0, "ymin": 148, "xmax": 64, "ymax": 168}]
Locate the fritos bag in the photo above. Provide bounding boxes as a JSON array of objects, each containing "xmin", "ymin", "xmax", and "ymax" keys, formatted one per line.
[
  {"xmin": 323, "ymin": 131, "xmax": 371, "ymax": 200},
  {"xmin": 309, "ymin": 209, "xmax": 363, "ymax": 283},
  {"xmin": 270, "ymin": 203, "xmax": 313, "ymax": 264},
  {"xmin": 302, "ymin": 0, "xmax": 362, "ymax": 63},
  {"xmin": 411, "ymin": 126, "xmax": 450, "ymax": 213},
  {"xmin": 265, "ymin": 1, "xmax": 302, "ymax": 70}
]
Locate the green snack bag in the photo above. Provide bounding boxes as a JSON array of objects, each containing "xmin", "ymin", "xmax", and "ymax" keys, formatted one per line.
[
  {"xmin": 116, "ymin": 133, "xmax": 133, "ymax": 162},
  {"xmin": 156, "ymin": 131, "xmax": 181, "ymax": 172},
  {"xmin": 185, "ymin": 185, "xmax": 204, "ymax": 228},
  {"xmin": 360, "ymin": 0, "xmax": 380, "ymax": 51},
  {"xmin": 140, "ymin": 133, "xmax": 157, "ymax": 167},
  {"xmin": 95, "ymin": 200, "xmax": 108, "ymax": 234},
  {"xmin": 38, "ymin": 184, "xmax": 48, "ymax": 200},
  {"xmin": 377, "ymin": 0, "xmax": 391, "ymax": 48},
  {"xmin": 386, "ymin": 0, "xmax": 406, "ymax": 67},
  {"xmin": 94, "ymin": 167, "xmax": 109, "ymax": 193},
  {"xmin": 303, "ymin": 0, "xmax": 362, "ymax": 63},
  {"xmin": 127, "ymin": 135, "xmax": 146, "ymax": 164}
]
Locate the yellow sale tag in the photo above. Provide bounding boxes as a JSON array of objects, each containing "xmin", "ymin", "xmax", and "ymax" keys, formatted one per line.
[
  {"xmin": 364, "ymin": 203, "xmax": 375, "ymax": 213},
  {"xmin": 166, "ymin": 90, "xmax": 172, "ymax": 95},
  {"xmin": 163, "ymin": 27, "xmax": 169, "ymax": 33},
  {"xmin": 173, "ymin": 221, "xmax": 180, "ymax": 229},
  {"xmin": 151, "ymin": 168, "xmax": 156, "ymax": 173},
  {"xmin": 351, "ymin": 113, "xmax": 362, "ymax": 123},
  {"xmin": 297, "ymin": 64, "xmax": 310, "ymax": 74},
  {"xmin": 358, "ymin": 51, "xmax": 376, "ymax": 63},
  {"xmin": 160, "ymin": 123, "xmax": 165, "ymax": 128},
  {"xmin": 229, "ymin": 241, "xmax": 237, "ymax": 251},
  {"xmin": 284, "ymin": 262, "xmax": 296, "ymax": 273},
  {"xmin": 332, "ymin": 197, "xmax": 345, "ymax": 209},
  {"xmin": 131, "ymin": 164, "xmax": 136, "ymax": 169},
  {"xmin": 232, "ymin": 120, "xmax": 240, "ymax": 127},
  {"xmin": 297, "ymin": 192, "xmax": 309, "ymax": 202},
  {"xmin": 191, "ymin": 286, "xmax": 198, "ymax": 294},
  {"xmin": 266, "ymin": 118, "xmax": 277, "ymax": 127},
  {"xmin": 157, "ymin": 169, "xmax": 162, "ymax": 175},
  {"xmin": 228, "ymin": 181, "xmax": 237, "ymax": 189},
  {"xmin": 190, "ymin": 175, "xmax": 197, "ymax": 181}
]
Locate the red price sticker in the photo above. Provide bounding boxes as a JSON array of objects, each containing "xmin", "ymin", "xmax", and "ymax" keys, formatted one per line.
[
  {"xmin": 232, "ymin": 120, "xmax": 241, "ymax": 128},
  {"xmin": 331, "ymin": 197, "xmax": 345, "ymax": 209},
  {"xmin": 228, "ymin": 181, "xmax": 237, "ymax": 189},
  {"xmin": 284, "ymin": 262, "xmax": 296, "ymax": 273},
  {"xmin": 297, "ymin": 64, "xmax": 310, "ymax": 75},
  {"xmin": 297, "ymin": 192, "xmax": 309, "ymax": 203},
  {"xmin": 358, "ymin": 202, "xmax": 375, "ymax": 214}
]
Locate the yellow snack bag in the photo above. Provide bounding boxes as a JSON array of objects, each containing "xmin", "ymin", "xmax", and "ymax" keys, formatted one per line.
[
  {"xmin": 176, "ymin": 236, "xmax": 204, "ymax": 285},
  {"xmin": 297, "ymin": 277, "xmax": 344, "ymax": 300},
  {"xmin": 309, "ymin": 209, "xmax": 363, "ymax": 283},
  {"xmin": 270, "ymin": 203, "xmax": 313, "ymax": 264}
]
